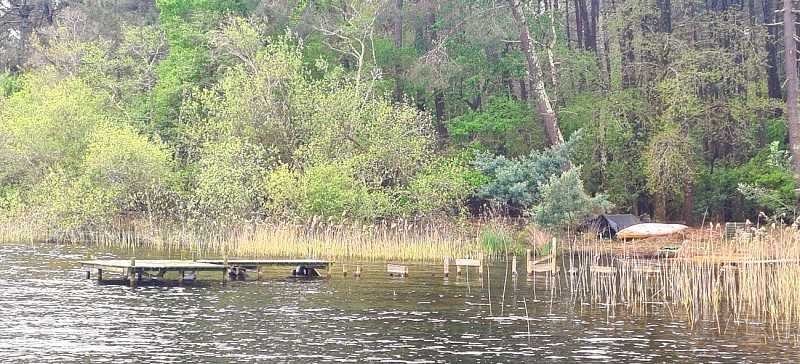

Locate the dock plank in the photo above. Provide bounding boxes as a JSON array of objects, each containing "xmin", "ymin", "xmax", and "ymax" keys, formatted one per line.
[
  {"xmin": 197, "ymin": 259, "xmax": 332, "ymax": 269},
  {"xmin": 80, "ymin": 260, "xmax": 225, "ymax": 271}
]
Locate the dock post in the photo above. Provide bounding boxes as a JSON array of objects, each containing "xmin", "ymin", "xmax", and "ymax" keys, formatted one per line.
[
  {"xmin": 86, "ymin": 270, "xmax": 91, "ymax": 279},
  {"xmin": 443, "ymin": 257, "xmax": 450, "ymax": 278},
  {"xmin": 456, "ymin": 264, "xmax": 462, "ymax": 276},
  {"xmin": 355, "ymin": 265, "xmax": 362, "ymax": 278},
  {"xmin": 96, "ymin": 268, "xmax": 103, "ymax": 283},
  {"xmin": 129, "ymin": 258, "xmax": 136, "ymax": 287},
  {"xmin": 479, "ymin": 254, "xmax": 484, "ymax": 276},
  {"xmin": 257, "ymin": 268, "xmax": 263, "ymax": 281},
  {"xmin": 404, "ymin": 265, "xmax": 409, "ymax": 278},
  {"xmin": 551, "ymin": 238, "xmax": 557, "ymax": 273},
  {"xmin": 178, "ymin": 269, "xmax": 184, "ymax": 286},
  {"xmin": 343, "ymin": 264, "xmax": 348, "ymax": 277},
  {"xmin": 526, "ymin": 249, "xmax": 532, "ymax": 275},
  {"xmin": 327, "ymin": 262, "xmax": 332, "ymax": 278},
  {"xmin": 222, "ymin": 255, "xmax": 228, "ymax": 284},
  {"xmin": 512, "ymin": 255, "xmax": 518, "ymax": 277}
]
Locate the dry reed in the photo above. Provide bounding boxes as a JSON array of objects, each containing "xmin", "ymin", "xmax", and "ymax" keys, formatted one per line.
[{"xmin": 567, "ymin": 224, "xmax": 800, "ymax": 341}]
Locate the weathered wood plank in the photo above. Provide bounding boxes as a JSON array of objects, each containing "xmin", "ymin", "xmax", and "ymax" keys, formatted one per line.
[
  {"xmin": 590, "ymin": 265, "xmax": 617, "ymax": 274},
  {"xmin": 197, "ymin": 259, "xmax": 333, "ymax": 269},
  {"xmin": 387, "ymin": 264, "xmax": 409, "ymax": 277},
  {"xmin": 455, "ymin": 258, "xmax": 481, "ymax": 267}
]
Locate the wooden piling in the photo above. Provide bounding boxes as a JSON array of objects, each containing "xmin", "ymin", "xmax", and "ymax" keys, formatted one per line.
[
  {"xmin": 128, "ymin": 258, "xmax": 136, "ymax": 287},
  {"xmin": 178, "ymin": 270, "xmax": 184, "ymax": 286},
  {"xmin": 550, "ymin": 238, "xmax": 557, "ymax": 273},
  {"xmin": 343, "ymin": 264, "xmax": 348, "ymax": 277},
  {"xmin": 355, "ymin": 265, "xmax": 362, "ymax": 278},
  {"xmin": 478, "ymin": 254, "xmax": 484, "ymax": 276},
  {"xmin": 526, "ymin": 249, "xmax": 532, "ymax": 275},
  {"xmin": 222, "ymin": 255, "xmax": 228, "ymax": 284},
  {"xmin": 257, "ymin": 268, "xmax": 263, "ymax": 281},
  {"xmin": 512, "ymin": 255, "xmax": 518, "ymax": 277},
  {"xmin": 456, "ymin": 264, "xmax": 462, "ymax": 276},
  {"xmin": 443, "ymin": 257, "xmax": 450, "ymax": 278}
]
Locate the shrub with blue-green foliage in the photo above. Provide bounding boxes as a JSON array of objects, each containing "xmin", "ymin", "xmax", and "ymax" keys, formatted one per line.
[
  {"xmin": 530, "ymin": 167, "xmax": 611, "ymax": 232},
  {"xmin": 472, "ymin": 131, "xmax": 580, "ymax": 207}
]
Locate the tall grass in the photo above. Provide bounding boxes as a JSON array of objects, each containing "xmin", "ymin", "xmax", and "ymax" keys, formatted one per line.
[{"xmin": 0, "ymin": 216, "xmax": 493, "ymax": 262}]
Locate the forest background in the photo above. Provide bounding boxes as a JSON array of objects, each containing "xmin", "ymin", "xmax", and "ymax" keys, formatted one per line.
[{"xmin": 0, "ymin": 0, "xmax": 797, "ymax": 252}]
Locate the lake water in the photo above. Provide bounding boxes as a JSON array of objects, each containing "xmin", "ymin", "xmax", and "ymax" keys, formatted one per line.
[{"xmin": 0, "ymin": 242, "xmax": 798, "ymax": 363}]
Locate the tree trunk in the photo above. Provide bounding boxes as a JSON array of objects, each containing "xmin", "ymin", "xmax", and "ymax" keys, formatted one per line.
[
  {"xmin": 657, "ymin": 0, "xmax": 672, "ymax": 33},
  {"xmin": 574, "ymin": 0, "xmax": 583, "ymax": 48},
  {"xmin": 394, "ymin": 0, "xmax": 404, "ymax": 101},
  {"xmin": 15, "ymin": 3, "xmax": 34, "ymax": 73},
  {"xmin": 577, "ymin": 0, "xmax": 590, "ymax": 49},
  {"xmin": 508, "ymin": 0, "xmax": 565, "ymax": 145},
  {"xmin": 764, "ymin": 0, "xmax": 782, "ymax": 99},
  {"xmin": 587, "ymin": 0, "xmax": 599, "ymax": 51},
  {"xmin": 784, "ymin": 0, "xmax": 800, "ymax": 180},
  {"xmin": 683, "ymin": 183, "xmax": 694, "ymax": 225},
  {"xmin": 434, "ymin": 89, "xmax": 448, "ymax": 141},
  {"xmin": 654, "ymin": 191, "xmax": 667, "ymax": 222}
]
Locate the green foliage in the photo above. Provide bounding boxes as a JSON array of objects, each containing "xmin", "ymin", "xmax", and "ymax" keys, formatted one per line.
[
  {"xmin": 479, "ymin": 227, "xmax": 523, "ymax": 256},
  {"xmin": 735, "ymin": 142, "xmax": 796, "ymax": 217},
  {"xmin": 0, "ymin": 70, "xmax": 174, "ymax": 230},
  {"xmin": 405, "ymin": 157, "xmax": 479, "ymax": 216},
  {"xmin": 560, "ymin": 90, "xmax": 650, "ymax": 212},
  {"xmin": 473, "ymin": 132, "xmax": 580, "ymax": 207},
  {"xmin": 192, "ymin": 137, "xmax": 269, "ymax": 223},
  {"xmin": 300, "ymin": 163, "xmax": 375, "ymax": 219},
  {"xmin": 182, "ymin": 25, "xmax": 457, "ymax": 221},
  {"xmin": 447, "ymin": 96, "xmax": 548, "ymax": 156},
  {"xmin": 530, "ymin": 167, "xmax": 612, "ymax": 232}
]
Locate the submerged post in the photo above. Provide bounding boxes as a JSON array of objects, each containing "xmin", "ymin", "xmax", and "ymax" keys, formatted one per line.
[
  {"xmin": 550, "ymin": 238, "xmax": 557, "ymax": 273},
  {"xmin": 443, "ymin": 257, "xmax": 450, "ymax": 278},
  {"xmin": 257, "ymin": 268, "xmax": 263, "ymax": 281},
  {"xmin": 355, "ymin": 265, "xmax": 362, "ymax": 278},
  {"xmin": 343, "ymin": 264, "xmax": 348, "ymax": 277},
  {"xmin": 479, "ymin": 254, "xmax": 484, "ymax": 276}
]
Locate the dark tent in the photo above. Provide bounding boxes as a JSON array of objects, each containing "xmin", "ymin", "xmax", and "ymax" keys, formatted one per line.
[{"xmin": 587, "ymin": 214, "xmax": 643, "ymax": 238}]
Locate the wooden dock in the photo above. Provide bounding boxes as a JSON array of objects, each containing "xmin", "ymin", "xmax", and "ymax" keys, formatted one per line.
[
  {"xmin": 80, "ymin": 258, "xmax": 334, "ymax": 287},
  {"xmin": 196, "ymin": 259, "xmax": 331, "ymax": 269}
]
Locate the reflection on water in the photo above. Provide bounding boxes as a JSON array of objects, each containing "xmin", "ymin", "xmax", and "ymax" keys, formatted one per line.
[{"xmin": 0, "ymin": 242, "xmax": 798, "ymax": 363}]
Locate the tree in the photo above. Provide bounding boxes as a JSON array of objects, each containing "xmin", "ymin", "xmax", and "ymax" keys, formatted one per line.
[
  {"xmin": 507, "ymin": 0, "xmax": 564, "ymax": 145},
  {"xmin": 784, "ymin": 0, "xmax": 800, "ymax": 181}
]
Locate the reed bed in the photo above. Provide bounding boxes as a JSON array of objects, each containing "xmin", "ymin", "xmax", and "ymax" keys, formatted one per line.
[
  {"xmin": 0, "ymin": 216, "xmax": 491, "ymax": 262},
  {"xmin": 228, "ymin": 219, "xmax": 482, "ymax": 262},
  {"xmin": 567, "ymin": 225, "xmax": 800, "ymax": 341}
]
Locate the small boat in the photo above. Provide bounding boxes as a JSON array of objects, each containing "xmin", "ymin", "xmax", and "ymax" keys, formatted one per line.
[{"xmin": 615, "ymin": 223, "xmax": 689, "ymax": 239}]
